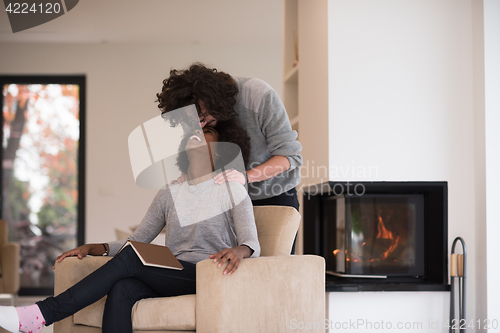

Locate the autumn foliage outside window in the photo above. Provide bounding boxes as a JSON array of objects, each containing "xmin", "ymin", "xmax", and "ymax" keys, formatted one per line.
[{"xmin": 1, "ymin": 76, "xmax": 85, "ymax": 295}]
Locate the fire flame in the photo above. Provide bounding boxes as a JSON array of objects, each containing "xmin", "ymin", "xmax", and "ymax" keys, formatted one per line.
[
  {"xmin": 333, "ymin": 249, "xmax": 340, "ymax": 255},
  {"xmin": 376, "ymin": 212, "xmax": 400, "ymax": 260}
]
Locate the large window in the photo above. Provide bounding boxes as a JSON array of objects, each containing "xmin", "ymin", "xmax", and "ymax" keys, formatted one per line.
[{"xmin": 1, "ymin": 76, "xmax": 85, "ymax": 295}]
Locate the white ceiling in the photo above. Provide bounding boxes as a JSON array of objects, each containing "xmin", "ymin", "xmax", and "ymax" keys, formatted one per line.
[{"xmin": 0, "ymin": 0, "xmax": 282, "ymax": 45}]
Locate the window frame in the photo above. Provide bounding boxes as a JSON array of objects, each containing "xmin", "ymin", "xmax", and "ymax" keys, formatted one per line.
[{"xmin": 0, "ymin": 75, "xmax": 86, "ymax": 296}]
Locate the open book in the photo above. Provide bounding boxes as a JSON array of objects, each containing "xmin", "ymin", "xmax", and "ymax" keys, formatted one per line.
[{"xmin": 118, "ymin": 240, "xmax": 184, "ymax": 270}]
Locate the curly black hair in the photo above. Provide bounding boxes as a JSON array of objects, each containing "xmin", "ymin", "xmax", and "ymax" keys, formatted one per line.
[
  {"xmin": 176, "ymin": 117, "xmax": 251, "ymax": 175},
  {"xmin": 156, "ymin": 63, "xmax": 239, "ymax": 123}
]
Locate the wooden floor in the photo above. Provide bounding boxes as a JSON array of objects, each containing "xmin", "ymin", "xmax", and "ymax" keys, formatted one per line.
[{"xmin": 0, "ymin": 295, "xmax": 54, "ymax": 333}]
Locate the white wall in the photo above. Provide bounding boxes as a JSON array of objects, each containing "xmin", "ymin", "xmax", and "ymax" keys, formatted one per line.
[
  {"xmin": 327, "ymin": 0, "xmax": 478, "ymax": 329},
  {"xmin": 298, "ymin": 0, "xmax": 329, "ymax": 188},
  {"xmin": 328, "ymin": 292, "xmax": 449, "ymax": 332},
  {"xmin": 0, "ymin": 42, "xmax": 282, "ymax": 245},
  {"xmin": 472, "ymin": 0, "xmax": 487, "ymax": 328},
  {"xmin": 484, "ymin": 0, "xmax": 500, "ymax": 324}
]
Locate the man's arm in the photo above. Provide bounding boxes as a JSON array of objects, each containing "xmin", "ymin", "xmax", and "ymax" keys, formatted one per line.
[
  {"xmin": 213, "ymin": 156, "xmax": 291, "ymax": 185},
  {"xmin": 246, "ymin": 155, "xmax": 290, "ymax": 183},
  {"xmin": 214, "ymin": 78, "xmax": 301, "ymax": 186},
  {"xmin": 257, "ymin": 83, "xmax": 302, "ymax": 175}
]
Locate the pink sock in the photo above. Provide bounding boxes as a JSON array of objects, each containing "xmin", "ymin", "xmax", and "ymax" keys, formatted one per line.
[{"xmin": 16, "ymin": 305, "xmax": 45, "ymax": 333}]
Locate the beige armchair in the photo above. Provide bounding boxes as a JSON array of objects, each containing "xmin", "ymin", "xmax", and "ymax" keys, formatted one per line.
[
  {"xmin": 0, "ymin": 219, "xmax": 21, "ymax": 303},
  {"xmin": 54, "ymin": 206, "xmax": 325, "ymax": 333}
]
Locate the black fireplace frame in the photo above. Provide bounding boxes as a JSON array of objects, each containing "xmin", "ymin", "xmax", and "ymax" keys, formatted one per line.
[{"xmin": 303, "ymin": 181, "xmax": 449, "ymax": 292}]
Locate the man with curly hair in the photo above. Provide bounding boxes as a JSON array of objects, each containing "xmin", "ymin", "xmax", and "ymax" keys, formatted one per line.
[{"xmin": 157, "ymin": 63, "xmax": 302, "ymax": 212}]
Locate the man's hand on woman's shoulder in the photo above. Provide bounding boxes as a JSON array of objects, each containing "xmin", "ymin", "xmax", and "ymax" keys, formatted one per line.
[{"xmin": 213, "ymin": 169, "xmax": 246, "ymax": 186}]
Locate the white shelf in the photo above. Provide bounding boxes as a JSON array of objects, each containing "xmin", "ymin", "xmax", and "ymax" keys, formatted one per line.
[
  {"xmin": 283, "ymin": 0, "xmax": 299, "ymax": 140},
  {"xmin": 284, "ymin": 64, "xmax": 299, "ymax": 84}
]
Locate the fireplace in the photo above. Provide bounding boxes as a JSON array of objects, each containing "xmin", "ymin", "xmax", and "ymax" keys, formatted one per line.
[{"xmin": 303, "ymin": 182, "xmax": 449, "ymax": 291}]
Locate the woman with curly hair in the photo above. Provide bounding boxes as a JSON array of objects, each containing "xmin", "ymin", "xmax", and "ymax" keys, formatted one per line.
[
  {"xmin": 157, "ymin": 63, "xmax": 302, "ymax": 212},
  {"xmin": 0, "ymin": 121, "xmax": 259, "ymax": 333}
]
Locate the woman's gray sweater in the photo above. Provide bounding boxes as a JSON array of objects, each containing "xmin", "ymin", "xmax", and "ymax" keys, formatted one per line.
[{"xmin": 108, "ymin": 179, "xmax": 260, "ymax": 264}]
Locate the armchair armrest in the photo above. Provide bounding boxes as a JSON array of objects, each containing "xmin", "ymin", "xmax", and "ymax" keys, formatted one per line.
[
  {"xmin": 53, "ymin": 256, "xmax": 111, "ymax": 333},
  {"xmin": 196, "ymin": 255, "xmax": 325, "ymax": 333},
  {"xmin": 54, "ymin": 256, "xmax": 111, "ymax": 295},
  {"xmin": 1, "ymin": 242, "xmax": 20, "ymax": 294}
]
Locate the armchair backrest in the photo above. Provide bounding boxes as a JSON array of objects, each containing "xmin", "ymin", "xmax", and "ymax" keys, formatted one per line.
[
  {"xmin": 0, "ymin": 219, "xmax": 21, "ymax": 294},
  {"xmin": 252, "ymin": 206, "xmax": 300, "ymax": 256}
]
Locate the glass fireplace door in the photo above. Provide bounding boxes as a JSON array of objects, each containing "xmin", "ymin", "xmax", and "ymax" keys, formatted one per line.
[{"xmin": 326, "ymin": 194, "xmax": 425, "ymax": 277}]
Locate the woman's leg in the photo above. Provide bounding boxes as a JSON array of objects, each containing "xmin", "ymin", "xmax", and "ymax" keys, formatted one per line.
[
  {"xmin": 102, "ymin": 262, "xmax": 196, "ymax": 333},
  {"xmin": 37, "ymin": 245, "xmax": 196, "ymax": 326},
  {"xmin": 102, "ymin": 278, "xmax": 157, "ymax": 333}
]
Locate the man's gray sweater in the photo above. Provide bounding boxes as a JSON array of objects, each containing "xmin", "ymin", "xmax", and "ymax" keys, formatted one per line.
[{"xmin": 233, "ymin": 76, "xmax": 303, "ymax": 200}]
